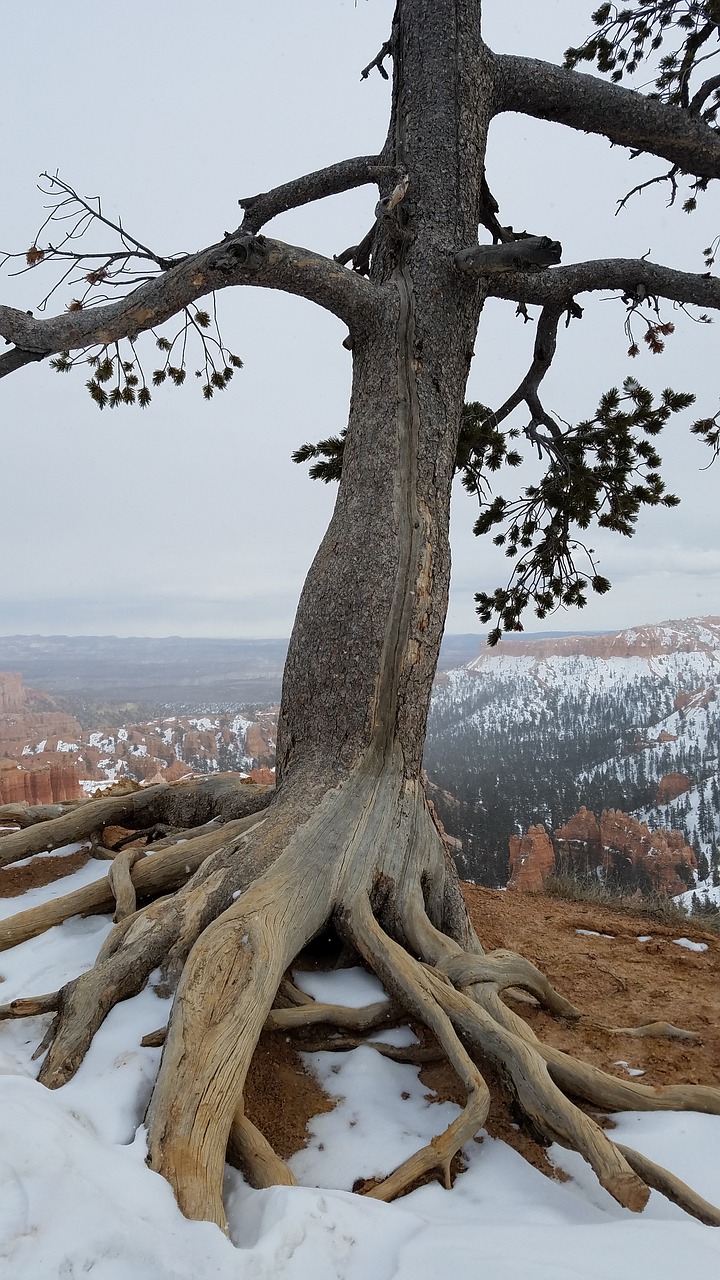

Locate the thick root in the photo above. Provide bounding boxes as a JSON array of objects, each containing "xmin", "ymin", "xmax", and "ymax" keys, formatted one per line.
[
  {"xmin": 227, "ymin": 1108, "xmax": 297, "ymax": 1189},
  {"xmin": 617, "ymin": 1144, "xmax": 720, "ymax": 1227},
  {"xmin": 0, "ymin": 800, "xmax": 83, "ymax": 829},
  {"xmin": 107, "ymin": 847, "xmax": 145, "ymax": 921},
  {"xmin": 0, "ymin": 776, "xmax": 271, "ymax": 869},
  {"xmin": 0, "ymin": 812, "xmax": 264, "ymax": 953},
  {"xmin": 36, "ymin": 814, "xmax": 268, "ymax": 1087},
  {"xmin": 3, "ymin": 763, "xmax": 718, "ymax": 1234},
  {"xmin": 346, "ymin": 896, "xmax": 491, "ymax": 1200}
]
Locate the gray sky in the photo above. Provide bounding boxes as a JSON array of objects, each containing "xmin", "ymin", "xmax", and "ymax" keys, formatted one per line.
[{"xmin": 1, "ymin": 1, "xmax": 718, "ymax": 639}]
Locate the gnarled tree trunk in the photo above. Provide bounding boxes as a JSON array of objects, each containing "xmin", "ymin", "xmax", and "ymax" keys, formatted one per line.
[{"xmin": 2, "ymin": 0, "xmax": 719, "ymax": 1238}]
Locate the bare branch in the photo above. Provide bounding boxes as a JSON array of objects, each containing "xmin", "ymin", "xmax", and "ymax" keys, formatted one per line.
[
  {"xmin": 483, "ymin": 258, "xmax": 720, "ymax": 312},
  {"xmin": 360, "ymin": 39, "xmax": 393, "ymax": 82},
  {"xmin": 0, "ymin": 344, "xmax": 49, "ymax": 376},
  {"xmin": 455, "ymin": 236, "xmax": 562, "ymax": 275},
  {"xmin": 493, "ymin": 54, "xmax": 720, "ymax": 179},
  {"xmin": 239, "ymin": 157, "xmax": 399, "ymax": 234},
  {"xmin": 488, "ymin": 302, "xmax": 582, "ymax": 450},
  {"xmin": 690, "ymin": 71, "xmax": 720, "ymax": 115},
  {"xmin": 616, "ymin": 166, "xmax": 680, "ymax": 213},
  {"xmin": 0, "ymin": 235, "xmax": 379, "ymax": 375}
]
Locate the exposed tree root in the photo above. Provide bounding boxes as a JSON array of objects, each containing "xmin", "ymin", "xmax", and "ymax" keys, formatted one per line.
[
  {"xmin": 0, "ymin": 991, "xmax": 59, "ymax": 1021},
  {"xmin": 107, "ymin": 847, "xmax": 145, "ymax": 921},
  {"xmin": 1, "ymin": 766, "xmax": 718, "ymax": 1235},
  {"xmin": 606, "ymin": 1021, "xmax": 702, "ymax": 1043},
  {"xmin": 0, "ymin": 811, "xmax": 265, "ymax": 952},
  {"xmin": 0, "ymin": 776, "xmax": 271, "ymax": 869},
  {"xmin": 227, "ymin": 1107, "xmax": 297, "ymax": 1189},
  {"xmin": 616, "ymin": 1144, "xmax": 720, "ymax": 1227},
  {"xmin": 0, "ymin": 801, "xmax": 83, "ymax": 829}
]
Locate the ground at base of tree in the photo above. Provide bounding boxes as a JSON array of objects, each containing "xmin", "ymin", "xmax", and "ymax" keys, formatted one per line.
[
  {"xmin": 2, "ymin": 847, "xmax": 717, "ymax": 1165},
  {"xmin": 0, "ymin": 854, "xmax": 719, "ymax": 1277},
  {"xmin": 237, "ymin": 884, "xmax": 720, "ymax": 1178}
]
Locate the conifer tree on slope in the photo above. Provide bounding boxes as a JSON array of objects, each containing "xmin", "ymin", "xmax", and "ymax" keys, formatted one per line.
[{"xmin": 1, "ymin": 0, "xmax": 720, "ymax": 1234}]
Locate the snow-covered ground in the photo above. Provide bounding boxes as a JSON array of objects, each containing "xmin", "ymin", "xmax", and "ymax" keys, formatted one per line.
[{"xmin": 0, "ymin": 851, "xmax": 719, "ymax": 1278}]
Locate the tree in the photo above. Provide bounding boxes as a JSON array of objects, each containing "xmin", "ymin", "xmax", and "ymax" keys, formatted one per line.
[{"xmin": 1, "ymin": 0, "xmax": 720, "ymax": 1234}]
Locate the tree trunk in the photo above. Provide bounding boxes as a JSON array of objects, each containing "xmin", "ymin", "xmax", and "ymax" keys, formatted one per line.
[{"xmin": 279, "ymin": 0, "xmax": 491, "ymax": 784}]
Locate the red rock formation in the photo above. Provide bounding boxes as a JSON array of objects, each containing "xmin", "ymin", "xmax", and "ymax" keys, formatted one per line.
[
  {"xmin": 507, "ymin": 825, "xmax": 555, "ymax": 893},
  {"xmin": 248, "ymin": 766, "xmax": 275, "ymax": 786},
  {"xmin": 0, "ymin": 758, "xmax": 81, "ymax": 805},
  {"xmin": 674, "ymin": 687, "xmax": 717, "ymax": 713},
  {"xmin": 470, "ymin": 615, "xmax": 720, "ymax": 665},
  {"xmin": 245, "ymin": 722, "xmax": 276, "ymax": 762},
  {"xmin": 655, "ymin": 772, "xmax": 691, "ymax": 804},
  {"xmin": 545, "ymin": 803, "xmax": 691, "ymax": 896}
]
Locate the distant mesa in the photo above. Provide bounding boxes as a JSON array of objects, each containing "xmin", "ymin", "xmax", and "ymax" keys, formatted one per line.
[{"xmin": 468, "ymin": 615, "xmax": 720, "ymax": 665}]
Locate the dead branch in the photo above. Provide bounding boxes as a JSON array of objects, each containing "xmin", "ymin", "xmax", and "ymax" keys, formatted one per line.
[
  {"xmin": 239, "ymin": 157, "xmax": 397, "ymax": 234},
  {"xmin": 361, "ymin": 39, "xmax": 393, "ymax": 81},
  {"xmin": 455, "ymin": 236, "xmax": 562, "ymax": 276},
  {"xmin": 483, "ymin": 257, "xmax": 720, "ymax": 312}
]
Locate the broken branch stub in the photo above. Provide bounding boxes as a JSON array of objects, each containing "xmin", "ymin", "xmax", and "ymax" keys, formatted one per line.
[{"xmin": 455, "ymin": 236, "xmax": 562, "ymax": 276}]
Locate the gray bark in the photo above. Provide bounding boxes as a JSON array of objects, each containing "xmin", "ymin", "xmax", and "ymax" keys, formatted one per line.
[{"xmin": 277, "ymin": 0, "xmax": 493, "ymax": 794}]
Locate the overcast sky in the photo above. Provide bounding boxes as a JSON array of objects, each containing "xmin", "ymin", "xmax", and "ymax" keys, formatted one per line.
[{"xmin": 1, "ymin": 1, "xmax": 718, "ymax": 640}]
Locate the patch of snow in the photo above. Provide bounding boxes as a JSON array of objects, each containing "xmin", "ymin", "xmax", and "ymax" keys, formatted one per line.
[
  {"xmin": 672, "ymin": 937, "xmax": 708, "ymax": 952},
  {"xmin": 575, "ymin": 929, "xmax": 615, "ymax": 939}
]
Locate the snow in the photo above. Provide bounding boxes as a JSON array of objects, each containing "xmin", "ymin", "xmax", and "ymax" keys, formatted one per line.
[
  {"xmin": 0, "ymin": 858, "xmax": 719, "ymax": 1277},
  {"xmin": 673, "ymin": 938, "xmax": 709, "ymax": 952},
  {"xmin": 575, "ymin": 929, "xmax": 615, "ymax": 939}
]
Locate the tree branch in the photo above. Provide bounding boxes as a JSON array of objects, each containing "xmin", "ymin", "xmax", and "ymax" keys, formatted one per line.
[
  {"xmin": 455, "ymin": 236, "xmax": 562, "ymax": 275},
  {"xmin": 482, "ymin": 258, "xmax": 720, "ymax": 312},
  {"xmin": 0, "ymin": 344, "xmax": 50, "ymax": 377},
  {"xmin": 489, "ymin": 302, "xmax": 578, "ymax": 444},
  {"xmin": 493, "ymin": 53, "xmax": 720, "ymax": 179},
  {"xmin": 0, "ymin": 235, "xmax": 379, "ymax": 374},
  {"xmin": 239, "ymin": 157, "xmax": 399, "ymax": 234},
  {"xmin": 690, "ymin": 71, "xmax": 720, "ymax": 116}
]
